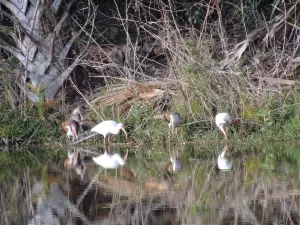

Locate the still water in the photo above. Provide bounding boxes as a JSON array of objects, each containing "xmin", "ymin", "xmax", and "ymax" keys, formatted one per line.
[{"xmin": 0, "ymin": 142, "xmax": 300, "ymax": 225}]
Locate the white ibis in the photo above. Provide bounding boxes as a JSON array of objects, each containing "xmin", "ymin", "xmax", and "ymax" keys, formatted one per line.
[
  {"xmin": 164, "ymin": 112, "xmax": 181, "ymax": 131},
  {"xmin": 91, "ymin": 120, "xmax": 128, "ymax": 145},
  {"xmin": 167, "ymin": 156, "xmax": 183, "ymax": 173},
  {"xmin": 92, "ymin": 150, "xmax": 128, "ymax": 169},
  {"xmin": 217, "ymin": 145, "xmax": 232, "ymax": 170},
  {"xmin": 215, "ymin": 112, "xmax": 233, "ymax": 139},
  {"xmin": 61, "ymin": 120, "xmax": 79, "ymax": 141}
]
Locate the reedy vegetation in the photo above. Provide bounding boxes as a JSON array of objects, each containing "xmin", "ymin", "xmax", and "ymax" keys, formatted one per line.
[
  {"xmin": 2, "ymin": 2, "xmax": 300, "ymax": 224},
  {"xmin": 0, "ymin": 1, "xmax": 300, "ymax": 151}
]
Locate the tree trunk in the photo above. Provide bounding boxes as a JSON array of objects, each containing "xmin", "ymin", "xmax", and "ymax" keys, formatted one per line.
[{"xmin": 0, "ymin": 0, "xmax": 86, "ymax": 101}]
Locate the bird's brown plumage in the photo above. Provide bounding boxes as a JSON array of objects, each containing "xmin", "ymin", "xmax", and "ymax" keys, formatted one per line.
[
  {"xmin": 61, "ymin": 120, "xmax": 80, "ymax": 137},
  {"xmin": 80, "ymin": 119, "xmax": 97, "ymax": 132},
  {"xmin": 71, "ymin": 105, "xmax": 96, "ymax": 133},
  {"xmin": 164, "ymin": 112, "xmax": 171, "ymax": 122},
  {"xmin": 164, "ymin": 112, "xmax": 181, "ymax": 129}
]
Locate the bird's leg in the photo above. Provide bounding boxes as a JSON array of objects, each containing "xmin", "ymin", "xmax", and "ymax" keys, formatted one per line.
[
  {"xmin": 103, "ymin": 137, "xmax": 106, "ymax": 147},
  {"xmin": 124, "ymin": 149, "xmax": 129, "ymax": 161},
  {"xmin": 104, "ymin": 144, "xmax": 108, "ymax": 154},
  {"xmin": 108, "ymin": 135, "xmax": 111, "ymax": 145},
  {"xmin": 66, "ymin": 135, "xmax": 72, "ymax": 144},
  {"xmin": 225, "ymin": 127, "xmax": 229, "ymax": 136}
]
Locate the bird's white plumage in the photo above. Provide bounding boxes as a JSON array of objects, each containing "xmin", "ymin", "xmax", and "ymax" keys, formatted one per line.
[
  {"xmin": 66, "ymin": 127, "xmax": 73, "ymax": 138},
  {"xmin": 68, "ymin": 150, "xmax": 75, "ymax": 163},
  {"xmin": 169, "ymin": 113, "xmax": 181, "ymax": 129},
  {"xmin": 170, "ymin": 157, "xmax": 183, "ymax": 171},
  {"xmin": 215, "ymin": 113, "xmax": 232, "ymax": 127},
  {"xmin": 217, "ymin": 147, "xmax": 232, "ymax": 170},
  {"xmin": 91, "ymin": 120, "xmax": 123, "ymax": 137},
  {"xmin": 92, "ymin": 151, "xmax": 125, "ymax": 169}
]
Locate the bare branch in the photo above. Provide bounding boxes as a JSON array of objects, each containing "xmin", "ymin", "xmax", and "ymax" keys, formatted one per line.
[
  {"xmin": 28, "ymin": 0, "xmax": 37, "ymax": 6},
  {"xmin": 0, "ymin": 43, "xmax": 36, "ymax": 71},
  {"xmin": 51, "ymin": 0, "xmax": 62, "ymax": 14},
  {"xmin": 43, "ymin": 33, "xmax": 55, "ymax": 72},
  {"xmin": 58, "ymin": 1, "xmax": 95, "ymax": 61},
  {"xmin": 22, "ymin": 0, "xmax": 28, "ymax": 14},
  {"xmin": 11, "ymin": 0, "xmax": 24, "ymax": 10},
  {"xmin": 16, "ymin": 83, "xmax": 39, "ymax": 102},
  {"xmin": 7, "ymin": 29, "xmax": 30, "ymax": 56},
  {"xmin": 0, "ymin": 0, "xmax": 30, "ymax": 27},
  {"xmin": 21, "ymin": 36, "xmax": 38, "ymax": 61},
  {"xmin": 54, "ymin": 12, "xmax": 68, "ymax": 34},
  {"xmin": 58, "ymin": 31, "xmax": 79, "ymax": 61},
  {"xmin": 54, "ymin": 0, "xmax": 76, "ymax": 34},
  {"xmin": 46, "ymin": 53, "xmax": 87, "ymax": 100},
  {"xmin": 0, "ymin": 9, "xmax": 39, "ymax": 44},
  {"xmin": 29, "ymin": 0, "xmax": 40, "ymax": 34}
]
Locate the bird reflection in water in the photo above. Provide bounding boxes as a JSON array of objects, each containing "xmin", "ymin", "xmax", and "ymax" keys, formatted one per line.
[
  {"xmin": 217, "ymin": 144, "xmax": 233, "ymax": 171},
  {"xmin": 91, "ymin": 145, "xmax": 137, "ymax": 181},
  {"xmin": 63, "ymin": 149, "xmax": 93, "ymax": 182},
  {"xmin": 92, "ymin": 146, "xmax": 128, "ymax": 169}
]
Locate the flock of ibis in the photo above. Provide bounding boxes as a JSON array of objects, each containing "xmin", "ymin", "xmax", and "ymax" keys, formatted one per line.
[{"xmin": 61, "ymin": 106, "xmax": 235, "ymax": 174}]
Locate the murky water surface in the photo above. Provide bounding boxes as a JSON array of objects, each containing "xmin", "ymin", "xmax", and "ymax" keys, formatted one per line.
[{"xmin": 1, "ymin": 142, "xmax": 300, "ymax": 225}]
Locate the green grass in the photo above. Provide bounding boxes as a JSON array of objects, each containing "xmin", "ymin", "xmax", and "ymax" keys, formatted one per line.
[{"xmin": 0, "ymin": 104, "xmax": 61, "ymax": 145}]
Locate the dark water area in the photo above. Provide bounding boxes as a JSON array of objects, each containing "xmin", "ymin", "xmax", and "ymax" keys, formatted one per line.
[{"xmin": 1, "ymin": 143, "xmax": 300, "ymax": 225}]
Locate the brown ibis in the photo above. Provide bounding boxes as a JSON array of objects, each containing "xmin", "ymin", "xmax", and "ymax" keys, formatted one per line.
[
  {"xmin": 164, "ymin": 112, "xmax": 181, "ymax": 131},
  {"xmin": 80, "ymin": 119, "xmax": 97, "ymax": 133},
  {"xmin": 61, "ymin": 120, "xmax": 79, "ymax": 142},
  {"xmin": 71, "ymin": 105, "xmax": 96, "ymax": 133}
]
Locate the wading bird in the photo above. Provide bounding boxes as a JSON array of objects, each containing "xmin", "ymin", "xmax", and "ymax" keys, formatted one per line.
[
  {"xmin": 217, "ymin": 145, "xmax": 232, "ymax": 171},
  {"xmin": 61, "ymin": 120, "xmax": 79, "ymax": 142},
  {"xmin": 167, "ymin": 156, "xmax": 183, "ymax": 173},
  {"xmin": 71, "ymin": 106, "xmax": 96, "ymax": 133},
  {"xmin": 215, "ymin": 112, "xmax": 233, "ymax": 139},
  {"xmin": 91, "ymin": 120, "xmax": 128, "ymax": 145},
  {"xmin": 92, "ymin": 149, "xmax": 128, "ymax": 169},
  {"xmin": 80, "ymin": 118, "xmax": 96, "ymax": 133},
  {"xmin": 164, "ymin": 112, "xmax": 181, "ymax": 131}
]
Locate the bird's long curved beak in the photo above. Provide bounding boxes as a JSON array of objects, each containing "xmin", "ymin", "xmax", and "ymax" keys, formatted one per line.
[
  {"xmin": 121, "ymin": 127, "xmax": 128, "ymax": 139},
  {"xmin": 219, "ymin": 126, "xmax": 227, "ymax": 139}
]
